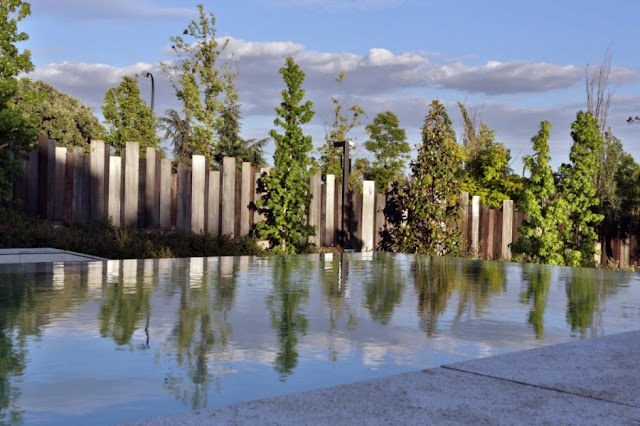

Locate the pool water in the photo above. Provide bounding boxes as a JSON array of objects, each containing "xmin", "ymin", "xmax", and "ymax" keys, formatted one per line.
[{"xmin": 1, "ymin": 253, "xmax": 639, "ymax": 424}]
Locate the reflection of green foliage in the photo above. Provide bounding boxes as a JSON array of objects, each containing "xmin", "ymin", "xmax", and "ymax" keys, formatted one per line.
[
  {"xmin": 413, "ymin": 256, "xmax": 454, "ymax": 337},
  {"xmin": 268, "ymin": 256, "xmax": 309, "ymax": 379},
  {"xmin": 165, "ymin": 259, "xmax": 235, "ymax": 409},
  {"xmin": 363, "ymin": 254, "xmax": 405, "ymax": 325},
  {"xmin": 99, "ymin": 264, "xmax": 152, "ymax": 347},
  {"xmin": 520, "ymin": 263, "xmax": 551, "ymax": 339}
]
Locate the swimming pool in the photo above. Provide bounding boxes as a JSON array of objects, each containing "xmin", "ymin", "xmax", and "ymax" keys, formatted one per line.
[{"xmin": 1, "ymin": 253, "xmax": 639, "ymax": 424}]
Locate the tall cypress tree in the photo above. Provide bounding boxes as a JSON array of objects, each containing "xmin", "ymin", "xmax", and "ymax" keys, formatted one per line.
[
  {"xmin": 256, "ymin": 57, "xmax": 315, "ymax": 254},
  {"xmin": 512, "ymin": 121, "xmax": 567, "ymax": 265},
  {"xmin": 394, "ymin": 100, "xmax": 463, "ymax": 255},
  {"xmin": 560, "ymin": 111, "xmax": 604, "ymax": 267}
]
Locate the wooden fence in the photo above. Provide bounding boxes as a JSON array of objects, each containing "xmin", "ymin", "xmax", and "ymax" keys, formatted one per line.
[
  {"xmin": 10, "ymin": 137, "xmax": 383, "ymax": 251},
  {"xmin": 8, "ymin": 136, "xmax": 634, "ymax": 264}
]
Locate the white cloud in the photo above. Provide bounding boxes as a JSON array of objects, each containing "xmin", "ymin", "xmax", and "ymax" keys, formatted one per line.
[{"xmin": 432, "ymin": 61, "xmax": 583, "ymax": 95}]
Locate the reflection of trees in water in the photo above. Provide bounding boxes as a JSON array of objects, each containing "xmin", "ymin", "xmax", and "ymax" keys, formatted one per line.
[
  {"xmin": 164, "ymin": 257, "xmax": 236, "ymax": 410},
  {"xmin": 413, "ymin": 257, "xmax": 507, "ymax": 336},
  {"xmin": 0, "ymin": 263, "xmax": 94, "ymax": 424},
  {"xmin": 268, "ymin": 256, "xmax": 309, "ymax": 380},
  {"xmin": 320, "ymin": 253, "xmax": 357, "ymax": 362},
  {"xmin": 564, "ymin": 268, "xmax": 627, "ymax": 338},
  {"xmin": 363, "ymin": 253, "xmax": 406, "ymax": 325},
  {"xmin": 98, "ymin": 260, "xmax": 153, "ymax": 348},
  {"xmin": 520, "ymin": 263, "xmax": 551, "ymax": 339},
  {"xmin": 413, "ymin": 256, "xmax": 455, "ymax": 337}
]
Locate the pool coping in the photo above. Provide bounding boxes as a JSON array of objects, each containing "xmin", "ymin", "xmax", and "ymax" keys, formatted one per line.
[
  {"xmin": 128, "ymin": 329, "xmax": 640, "ymax": 425},
  {"xmin": 0, "ymin": 247, "xmax": 107, "ymax": 264}
]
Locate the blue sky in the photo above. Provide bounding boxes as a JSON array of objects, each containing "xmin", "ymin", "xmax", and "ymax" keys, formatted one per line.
[{"xmin": 20, "ymin": 0, "xmax": 640, "ymax": 170}]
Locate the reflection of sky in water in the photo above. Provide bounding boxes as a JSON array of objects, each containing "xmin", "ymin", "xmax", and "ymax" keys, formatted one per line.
[{"xmin": 1, "ymin": 253, "xmax": 640, "ymax": 424}]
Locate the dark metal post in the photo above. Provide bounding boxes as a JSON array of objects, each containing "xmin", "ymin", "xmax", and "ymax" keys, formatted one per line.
[{"xmin": 142, "ymin": 71, "xmax": 155, "ymax": 112}]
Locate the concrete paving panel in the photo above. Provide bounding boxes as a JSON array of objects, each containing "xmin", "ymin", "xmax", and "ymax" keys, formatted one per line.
[
  {"xmin": 130, "ymin": 367, "xmax": 640, "ymax": 425},
  {"xmin": 444, "ymin": 330, "xmax": 640, "ymax": 407}
]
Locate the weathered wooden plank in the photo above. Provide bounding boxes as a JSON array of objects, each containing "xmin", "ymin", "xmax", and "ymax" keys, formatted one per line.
[
  {"xmin": 159, "ymin": 158, "xmax": 171, "ymax": 229},
  {"xmin": 221, "ymin": 157, "xmax": 235, "ymax": 237},
  {"xmin": 361, "ymin": 180, "xmax": 375, "ymax": 252},
  {"xmin": 240, "ymin": 162, "xmax": 251, "ymax": 236},
  {"xmin": 81, "ymin": 153, "xmax": 90, "ymax": 223},
  {"xmin": 37, "ymin": 135, "xmax": 56, "ymax": 219},
  {"xmin": 308, "ymin": 170, "xmax": 322, "ymax": 244},
  {"xmin": 471, "ymin": 195, "xmax": 480, "ymax": 254},
  {"xmin": 137, "ymin": 157, "xmax": 146, "ymax": 228},
  {"xmin": 145, "ymin": 147, "xmax": 159, "ymax": 228},
  {"xmin": 53, "ymin": 147, "xmax": 67, "ymax": 221},
  {"xmin": 207, "ymin": 170, "xmax": 220, "ymax": 236},
  {"xmin": 72, "ymin": 147, "xmax": 83, "ymax": 223},
  {"xmin": 501, "ymin": 200, "xmax": 514, "ymax": 260},
  {"xmin": 191, "ymin": 155, "xmax": 206, "ymax": 234},
  {"xmin": 176, "ymin": 162, "xmax": 190, "ymax": 232},
  {"xmin": 459, "ymin": 192, "xmax": 469, "ymax": 251},
  {"xmin": 108, "ymin": 156, "xmax": 122, "ymax": 227},
  {"xmin": 375, "ymin": 193, "xmax": 385, "ymax": 250},
  {"xmin": 122, "ymin": 142, "xmax": 139, "ymax": 227},
  {"xmin": 335, "ymin": 184, "xmax": 343, "ymax": 246},
  {"xmin": 234, "ymin": 171, "xmax": 242, "ymax": 237},
  {"xmin": 90, "ymin": 140, "xmax": 108, "ymax": 221}
]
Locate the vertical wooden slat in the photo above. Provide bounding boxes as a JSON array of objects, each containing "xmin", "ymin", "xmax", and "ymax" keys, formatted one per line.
[
  {"xmin": 501, "ymin": 200, "xmax": 514, "ymax": 260},
  {"xmin": 335, "ymin": 184, "xmax": 343, "ymax": 246},
  {"xmin": 108, "ymin": 156, "xmax": 122, "ymax": 227},
  {"xmin": 37, "ymin": 135, "xmax": 55, "ymax": 219},
  {"xmin": 374, "ymin": 193, "xmax": 385, "ymax": 250},
  {"xmin": 137, "ymin": 157, "xmax": 146, "ymax": 228},
  {"xmin": 324, "ymin": 174, "xmax": 336, "ymax": 247},
  {"xmin": 471, "ymin": 195, "xmax": 480, "ymax": 254},
  {"xmin": 234, "ymin": 171, "xmax": 242, "ymax": 237},
  {"xmin": 145, "ymin": 147, "xmax": 158, "ymax": 228},
  {"xmin": 351, "ymin": 190, "xmax": 362, "ymax": 251},
  {"xmin": 487, "ymin": 208, "xmax": 496, "ymax": 260},
  {"xmin": 53, "ymin": 147, "xmax": 67, "ymax": 221},
  {"xmin": 221, "ymin": 157, "xmax": 236, "ymax": 237},
  {"xmin": 176, "ymin": 162, "xmax": 191, "ymax": 232},
  {"xmin": 90, "ymin": 140, "xmax": 108, "ymax": 222},
  {"xmin": 240, "ymin": 162, "xmax": 251, "ymax": 236},
  {"xmin": 361, "ymin": 180, "xmax": 375, "ymax": 252},
  {"xmin": 122, "ymin": 142, "xmax": 139, "ymax": 227},
  {"xmin": 170, "ymin": 172, "xmax": 177, "ymax": 228},
  {"xmin": 207, "ymin": 170, "xmax": 220, "ymax": 236},
  {"xmin": 459, "ymin": 192, "xmax": 469, "ymax": 251},
  {"xmin": 191, "ymin": 155, "xmax": 206, "ymax": 234},
  {"xmin": 159, "ymin": 158, "xmax": 171, "ymax": 229},
  {"xmin": 64, "ymin": 152, "xmax": 73, "ymax": 221},
  {"xmin": 480, "ymin": 203, "xmax": 490, "ymax": 259},
  {"xmin": 72, "ymin": 147, "xmax": 83, "ymax": 223},
  {"xmin": 81, "ymin": 153, "xmax": 90, "ymax": 223}
]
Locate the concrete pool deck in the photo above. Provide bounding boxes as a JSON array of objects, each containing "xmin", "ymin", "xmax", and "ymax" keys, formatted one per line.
[
  {"xmin": 0, "ymin": 247, "xmax": 106, "ymax": 264},
  {"xmin": 131, "ymin": 329, "xmax": 640, "ymax": 425}
]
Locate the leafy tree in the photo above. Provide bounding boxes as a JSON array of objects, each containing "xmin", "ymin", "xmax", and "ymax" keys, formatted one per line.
[
  {"xmin": 161, "ymin": 4, "xmax": 229, "ymax": 163},
  {"xmin": 215, "ymin": 69, "xmax": 268, "ymax": 169},
  {"xmin": 102, "ymin": 75, "xmax": 159, "ymax": 156},
  {"xmin": 391, "ymin": 100, "xmax": 463, "ymax": 255},
  {"xmin": 363, "ymin": 110, "xmax": 409, "ymax": 194},
  {"xmin": 255, "ymin": 58, "xmax": 315, "ymax": 254},
  {"xmin": 0, "ymin": 0, "xmax": 38, "ymax": 205},
  {"xmin": 559, "ymin": 111, "xmax": 604, "ymax": 267},
  {"xmin": 615, "ymin": 152, "xmax": 640, "ymax": 218},
  {"xmin": 159, "ymin": 108, "xmax": 191, "ymax": 163},
  {"xmin": 512, "ymin": 121, "xmax": 567, "ymax": 265},
  {"xmin": 11, "ymin": 78, "xmax": 104, "ymax": 149},
  {"xmin": 458, "ymin": 103, "xmax": 522, "ymax": 207},
  {"xmin": 317, "ymin": 72, "xmax": 364, "ymax": 185}
]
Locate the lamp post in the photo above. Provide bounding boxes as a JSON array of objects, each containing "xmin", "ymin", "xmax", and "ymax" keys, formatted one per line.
[
  {"xmin": 141, "ymin": 71, "xmax": 155, "ymax": 112},
  {"xmin": 333, "ymin": 140, "xmax": 354, "ymax": 249}
]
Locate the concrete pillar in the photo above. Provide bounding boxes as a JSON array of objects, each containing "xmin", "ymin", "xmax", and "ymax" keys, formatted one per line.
[
  {"xmin": 309, "ymin": 170, "xmax": 322, "ymax": 244},
  {"xmin": 501, "ymin": 199, "xmax": 514, "ymax": 260},
  {"xmin": 221, "ymin": 157, "xmax": 236, "ymax": 237},
  {"xmin": 362, "ymin": 180, "xmax": 375, "ymax": 252},
  {"xmin": 324, "ymin": 175, "xmax": 336, "ymax": 246},
  {"xmin": 108, "ymin": 156, "xmax": 122, "ymax": 227},
  {"xmin": 122, "ymin": 142, "xmax": 139, "ymax": 227},
  {"xmin": 191, "ymin": 155, "xmax": 206, "ymax": 234}
]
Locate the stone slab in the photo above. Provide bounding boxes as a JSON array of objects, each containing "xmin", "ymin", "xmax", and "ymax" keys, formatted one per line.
[
  {"xmin": 130, "ymin": 367, "xmax": 640, "ymax": 425},
  {"xmin": 444, "ymin": 329, "xmax": 640, "ymax": 408},
  {"xmin": 0, "ymin": 248, "xmax": 106, "ymax": 264}
]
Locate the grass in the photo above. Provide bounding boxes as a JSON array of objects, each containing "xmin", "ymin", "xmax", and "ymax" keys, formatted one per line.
[{"xmin": 0, "ymin": 210, "xmax": 265, "ymax": 259}]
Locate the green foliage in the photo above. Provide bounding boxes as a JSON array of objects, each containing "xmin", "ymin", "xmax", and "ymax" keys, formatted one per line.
[
  {"xmin": 363, "ymin": 110, "xmax": 410, "ymax": 194},
  {"xmin": 458, "ymin": 103, "xmax": 522, "ymax": 207},
  {"xmin": 317, "ymin": 72, "xmax": 364, "ymax": 186},
  {"xmin": 11, "ymin": 79, "xmax": 105, "ymax": 149},
  {"xmin": 159, "ymin": 108, "xmax": 191, "ymax": 162},
  {"xmin": 102, "ymin": 75, "xmax": 159, "ymax": 156},
  {"xmin": 389, "ymin": 100, "xmax": 463, "ymax": 255},
  {"xmin": 0, "ymin": 210, "xmax": 264, "ymax": 259},
  {"xmin": 256, "ymin": 58, "xmax": 315, "ymax": 254},
  {"xmin": 560, "ymin": 111, "xmax": 605, "ymax": 267},
  {"xmin": 615, "ymin": 152, "xmax": 640, "ymax": 218},
  {"xmin": 161, "ymin": 4, "xmax": 229, "ymax": 164},
  {"xmin": 512, "ymin": 121, "xmax": 567, "ymax": 265},
  {"xmin": 520, "ymin": 263, "xmax": 551, "ymax": 339},
  {"xmin": 0, "ymin": 0, "xmax": 37, "ymax": 206}
]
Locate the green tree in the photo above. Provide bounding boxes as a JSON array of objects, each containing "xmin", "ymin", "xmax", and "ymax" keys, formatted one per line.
[
  {"xmin": 317, "ymin": 72, "xmax": 364, "ymax": 186},
  {"xmin": 391, "ymin": 100, "xmax": 463, "ymax": 255},
  {"xmin": 512, "ymin": 121, "xmax": 567, "ymax": 265},
  {"xmin": 458, "ymin": 103, "xmax": 522, "ymax": 207},
  {"xmin": 0, "ymin": 0, "xmax": 38, "ymax": 205},
  {"xmin": 363, "ymin": 110, "xmax": 409, "ymax": 194},
  {"xmin": 255, "ymin": 57, "xmax": 315, "ymax": 254},
  {"xmin": 159, "ymin": 108, "xmax": 191, "ymax": 163},
  {"xmin": 162, "ymin": 4, "xmax": 229, "ymax": 163},
  {"xmin": 560, "ymin": 111, "xmax": 604, "ymax": 267},
  {"xmin": 11, "ymin": 79, "xmax": 105, "ymax": 149},
  {"xmin": 102, "ymin": 75, "xmax": 159, "ymax": 156}
]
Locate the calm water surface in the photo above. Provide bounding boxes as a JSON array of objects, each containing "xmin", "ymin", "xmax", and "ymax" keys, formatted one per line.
[{"xmin": 1, "ymin": 253, "xmax": 640, "ymax": 424}]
